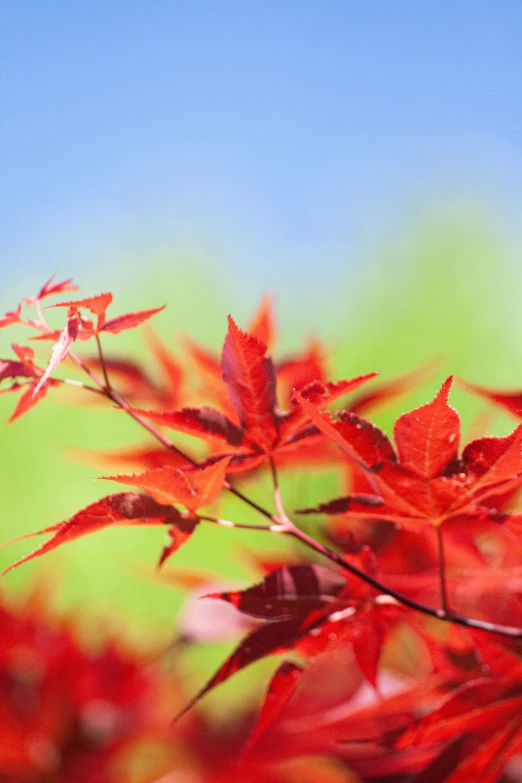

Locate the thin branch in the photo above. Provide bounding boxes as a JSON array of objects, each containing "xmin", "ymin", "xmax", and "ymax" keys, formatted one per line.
[
  {"xmin": 269, "ymin": 456, "xmax": 291, "ymax": 524},
  {"xmin": 54, "ymin": 338, "xmax": 522, "ymax": 640},
  {"xmin": 95, "ymin": 333, "xmax": 111, "ymax": 391},
  {"xmin": 283, "ymin": 522, "xmax": 522, "ymax": 639},
  {"xmin": 198, "ymin": 514, "xmax": 284, "ymax": 533}
]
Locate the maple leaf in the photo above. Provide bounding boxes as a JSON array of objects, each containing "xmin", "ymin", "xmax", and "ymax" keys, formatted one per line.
[
  {"xmin": 295, "ymin": 377, "xmax": 522, "ymax": 532},
  {"xmin": 128, "ymin": 316, "xmax": 377, "ymax": 474},
  {"xmin": 101, "ymin": 456, "xmax": 231, "ymax": 513},
  {"xmin": 0, "ymin": 304, "xmax": 22, "ymax": 329},
  {"xmin": 1, "ymin": 492, "xmax": 191, "ymax": 574},
  {"xmin": 98, "ymin": 305, "xmax": 165, "ymax": 335},
  {"xmin": 462, "ymin": 378, "xmax": 522, "ymax": 419},
  {"xmin": 395, "ymin": 648, "xmax": 522, "ymax": 783},
  {"xmin": 51, "ymin": 292, "xmax": 114, "ymax": 328},
  {"xmin": 22, "ymin": 274, "xmax": 79, "ymax": 304},
  {"xmin": 175, "ymin": 557, "xmax": 406, "ymax": 722}
]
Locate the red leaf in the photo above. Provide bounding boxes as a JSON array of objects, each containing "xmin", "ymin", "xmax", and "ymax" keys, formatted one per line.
[
  {"xmin": 461, "ymin": 379, "xmax": 522, "ymax": 419},
  {"xmin": 51, "ymin": 292, "xmax": 113, "ymax": 328},
  {"xmin": 295, "ymin": 385, "xmax": 522, "ymax": 530},
  {"xmin": 241, "ymin": 661, "xmax": 304, "ymax": 759},
  {"xmin": 221, "ymin": 316, "xmax": 278, "ymax": 452},
  {"xmin": 296, "ymin": 494, "xmax": 384, "ymax": 516},
  {"xmin": 206, "ymin": 564, "xmax": 347, "ymax": 620},
  {"xmin": 23, "ymin": 274, "xmax": 78, "ymax": 303},
  {"xmin": 127, "ymin": 406, "xmax": 244, "ymax": 445},
  {"xmin": 99, "ymin": 305, "xmax": 165, "ymax": 335},
  {"xmin": 9, "ymin": 379, "xmax": 56, "ymax": 423},
  {"xmin": 394, "ymin": 377, "xmax": 460, "ymax": 479},
  {"xmin": 156, "ymin": 516, "xmax": 199, "ymax": 569},
  {"xmin": 0, "ymin": 304, "xmax": 22, "ymax": 329},
  {"xmin": 2, "ymin": 492, "xmax": 182, "ymax": 574},
  {"xmin": 101, "ymin": 456, "xmax": 231, "ymax": 512},
  {"xmin": 0, "ymin": 359, "xmax": 38, "ymax": 383},
  {"xmin": 276, "ymin": 338, "xmax": 327, "ymax": 407}
]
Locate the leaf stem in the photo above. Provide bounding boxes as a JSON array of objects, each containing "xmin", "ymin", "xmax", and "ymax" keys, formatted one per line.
[
  {"xmin": 95, "ymin": 333, "xmax": 111, "ymax": 391},
  {"xmin": 198, "ymin": 514, "xmax": 283, "ymax": 532}
]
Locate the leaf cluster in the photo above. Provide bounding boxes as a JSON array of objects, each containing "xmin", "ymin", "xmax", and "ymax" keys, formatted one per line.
[{"xmin": 2, "ymin": 276, "xmax": 522, "ymax": 782}]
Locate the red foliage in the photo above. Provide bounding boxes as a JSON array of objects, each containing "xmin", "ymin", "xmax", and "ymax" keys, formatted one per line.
[{"xmin": 3, "ymin": 276, "xmax": 522, "ymax": 782}]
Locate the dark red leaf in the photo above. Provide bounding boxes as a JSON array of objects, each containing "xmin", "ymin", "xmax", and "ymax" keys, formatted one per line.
[
  {"xmin": 127, "ymin": 406, "xmax": 244, "ymax": 445},
  {"xmin": 296, "ymin": 494, "xmax": 384, "ymax": 516},
  {"xmin": 2, "ymin": 492, "xmax": 182, "ymax": 574},
  {"xmin": 221, "ymin": 316, "xmax": 278, "ymax": 452},
  {"xmin": 205, "ymin": 564, "xmax": 347, "ymax": 620}
]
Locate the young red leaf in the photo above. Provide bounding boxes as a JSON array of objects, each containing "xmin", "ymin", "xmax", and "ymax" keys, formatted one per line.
[
  {"xmin": 101, "ymin": 456, "xmax": 231, "ymax": 512},
  {"xmin": 297, "ymin": 493, "xmax": 384, "ymax": 516},
  {"xmin": 2, "ymin": 492, "xmax": 183, "ymax": 574},
  {"xmin": 0, "ymin": 304, "xmax": 22, "ymax": 329},
  {"xmin": 394, "ymin": 377, "xmax": 460, "ymax": 479},
  {"xmin": 222, "ymin": 315, "xmax": 278, "ymax": 452},
  {"xmin": 51, "ymin": 292, "xmax": 113, "ymax": 328},
  {"xmin": 99, "ymin": 305, "xmax": 165, "ymax": 335},
  {"xmin": 33, "ymin": 314, "xmax": 84, "ymax": 395},
  {"xmin": 9, "ymin": 379, "xmax": 58, "ymax": 423},
  {"xmin": 23, "ymin": 274, "xmax": 78, "ymax": 303}
]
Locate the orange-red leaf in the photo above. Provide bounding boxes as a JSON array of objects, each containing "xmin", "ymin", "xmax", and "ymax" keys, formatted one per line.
[
  {"xmin": 99, "ymin": 305, "xmax": 165, "ymax": 335},
  {"xmin": 101, "ymin": 456, "xmax": 231, "ymax": 513},
  {"xmin": 51, "ymin": 292, "xmax": 113, "ymax": 328}
]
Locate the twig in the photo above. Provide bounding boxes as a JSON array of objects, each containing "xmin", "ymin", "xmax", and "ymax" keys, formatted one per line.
[{"xmin": 95, "ymin": 333, "xmax": 111, "ymax": 391}]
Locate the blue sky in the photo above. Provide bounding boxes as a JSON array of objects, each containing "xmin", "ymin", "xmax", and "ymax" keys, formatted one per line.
[{"xmin": 2, "ymin": 1, "xmax": 522, "ymax": 299}]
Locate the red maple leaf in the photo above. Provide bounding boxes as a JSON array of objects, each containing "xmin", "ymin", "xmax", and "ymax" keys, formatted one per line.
[
  {"xmin": 127, "ymin": 316, "xmax": 376, "ymax": 473},
  {"xmin": 295, "ymin": 377, "xmax": 522, "ymax": 532}
]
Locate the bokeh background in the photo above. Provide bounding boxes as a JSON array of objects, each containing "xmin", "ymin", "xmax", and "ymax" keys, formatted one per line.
[{"xmin": 2, "ymin": 1, "xmax": 522, "ymax": 668}]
